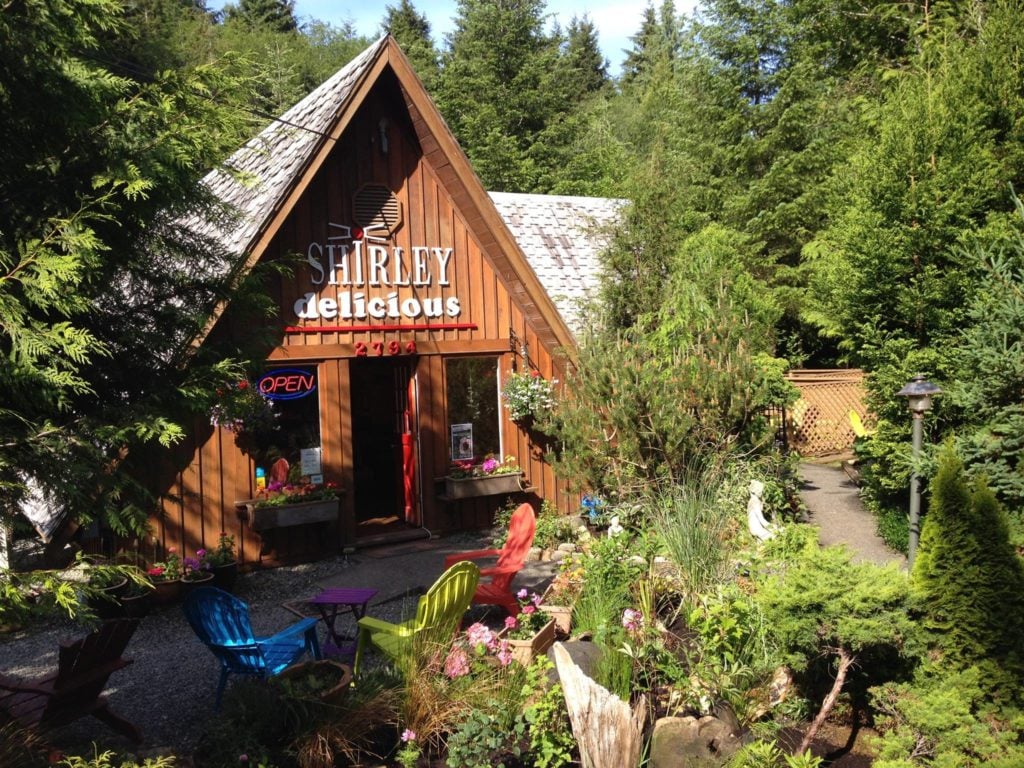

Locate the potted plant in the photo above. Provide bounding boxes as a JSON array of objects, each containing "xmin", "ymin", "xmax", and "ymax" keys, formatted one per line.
[
  {"xmin": 498, "ymin": 589, "xmax": 556, "ymax": 665},
  {"xmin": 209, "ymin": 378, "xmax": 277, "ymax": 454},
  {"xmin": 180, "ymin": 550, "xmax": 214, "ymax": 594},
  {"xmin": 84, "ymin": 559, "xmax": 130, "ymax": 620},
  {"xmin": 245, "ymin": 481, "xmax": 341, "ymax": 531},
  {"xmin": 147, "ymin": 547, "xmax": 183, "ymax": 605},
  {"xmin": 501, "ymin": 370, "xmax": 557, "ymax": 425},
  {"xmin": 542, "ymin": 562, "xmax": 585, "ymax": 636},
  {"xmin": 206, "ymin": 531, "xmax": 238, "ymax": 591},
  {"xmin": 274, "ymin": 659, "xmax": 352, "ymax": 704},
  {"xmin": 444, "ymin": 455, "xmax": 525, "ymax": 499}
]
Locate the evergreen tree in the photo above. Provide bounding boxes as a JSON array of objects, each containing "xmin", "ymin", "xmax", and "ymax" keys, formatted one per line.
[
  {"xmin": 0, "ymin": 0, "xmax": 259, "ymax": 532},
  {"xmin": 225, "ymin": 0, "xmax": 298, "ymax": 33},
  {"xmin": 912, "ymin": 445, "xmax": 1024, "ymax": 674},
  {"xmin": 382, "ymin": 0, "xmax": 439, "ymax": 88},
  {"xmin": 435, "ymin": 0, "xmax": 561, "ymax": 191},
  {"xmin": 563, "ymin": 15, "xmax": 608, "ymax": 98},
  {"xmin": 620, "ymin": 2, "xmax": 679, "ymax": 87}
]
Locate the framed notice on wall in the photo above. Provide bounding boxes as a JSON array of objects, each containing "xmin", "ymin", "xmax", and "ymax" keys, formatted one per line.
[{"xmin": 451, "ymin": 423, "xmax": 474, "ymax": 460}]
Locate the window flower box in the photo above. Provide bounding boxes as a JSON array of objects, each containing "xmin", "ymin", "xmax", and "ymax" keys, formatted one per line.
[
  {"xmin": 444, "ymin": 473, "xmax": 525, "ymax": 499},
  {"xmin": 244, "ymin": 498, "xmax": 339, "ymax": 531}
]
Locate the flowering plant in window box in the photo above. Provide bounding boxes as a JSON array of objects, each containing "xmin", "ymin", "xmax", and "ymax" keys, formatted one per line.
[
  {"xmin": 253, "ymin": 481, "xmax": 342, "ymax": 508},
  {"xmin": 444, "ymin": 455, "xmax": 524, "ymax": 498},
  {"xmin": 501, "ymin": 370, "xmax": 557, "ymax": 422},
  {"xmin": 246, "ymin": 481, "xmax": 342, "ymax": 531},
  {"xmin": 447, "ymin": 454, "xmax": 521, "ymax": 480}
]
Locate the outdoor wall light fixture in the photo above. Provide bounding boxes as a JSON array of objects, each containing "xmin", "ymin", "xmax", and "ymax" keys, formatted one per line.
[{"xmin": 896, "ymin": 374, "xmax": 943, "ymax": 569}]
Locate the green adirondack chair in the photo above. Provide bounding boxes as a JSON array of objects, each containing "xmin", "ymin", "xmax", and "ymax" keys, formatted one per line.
[{"xmin": 353, "ymin": 560, "xmax": 479, "ymax": 675}]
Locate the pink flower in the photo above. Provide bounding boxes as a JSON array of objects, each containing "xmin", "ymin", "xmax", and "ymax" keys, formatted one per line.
[
  {"xmin": 496, "ymin": 640, "xmax": 513, "ymax": 667},
  {"xmin": 196, "ymin": 549, "xmax": 207, "ymax": 558},
  {"xmin": 466, "ymin": 622, "xmax": 495, "ymax": 650},
  {"xmin": 401, "ymin": 729, "xmax": 417, "ymax": 743},
  {"xmin": 531, "ymin": 593, "xmax": 543, "ymax": 607},
  {"xmin": 622, "ymin": 608, "xmax": 644, "ymax": 634},
  {"xmin": 481, "ymin": 457, "xmax": 499, "ymax": 474},
  {"xmin": 522, "ymin": 604, "xmax": 536, "ymax": 615},
  {"xmin": 444, "ymin": 647, "xmax": 471, "ymax": 678},
  {"xmin": 147, "ymin": 566, "xmax": 164, "ymax": 577},
  {"xmin": 504, "ymin": 616, "xmax": 519, "ymax": 630},
  {"xmin": 516, "ymin": 588, "xmax": 528, "ymax": 600}
]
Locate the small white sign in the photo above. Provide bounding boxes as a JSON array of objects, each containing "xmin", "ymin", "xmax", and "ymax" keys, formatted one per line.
[
  {"xmin": 300, "ymin": 447, "xmax": 322, "ymax": 476},
  {"xmin": 451, "ymin": 423, "xmax": 474, "ymax": 460}
]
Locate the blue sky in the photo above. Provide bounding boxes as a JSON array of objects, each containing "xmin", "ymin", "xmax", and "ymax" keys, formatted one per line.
[{"xmin": 231, "ymin": 0, "xmax": 699, "ymax": 76}]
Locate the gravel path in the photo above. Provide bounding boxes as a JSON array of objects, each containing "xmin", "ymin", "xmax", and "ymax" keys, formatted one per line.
[
  {"xmin": 0, "ymin": 533, "xmax": 557, "ymax": 760},
  {"xmin": 800, "ymin": 461, "xmax": 906, "ymax": 567}
]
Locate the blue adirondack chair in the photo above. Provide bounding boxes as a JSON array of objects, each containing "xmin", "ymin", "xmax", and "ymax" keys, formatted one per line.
[{"xmin": 183, "ymin": 586, "xmax": 321, "ymax": 708}]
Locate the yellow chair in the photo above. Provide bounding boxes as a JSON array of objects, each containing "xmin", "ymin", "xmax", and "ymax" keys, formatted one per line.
[
  {"xmin": 353, "ymin": 560, "xmax": 479, "ymax": 674},
  {"xmin": 848, "ymin": 409, "xmax": 876, "ymax": 439}
]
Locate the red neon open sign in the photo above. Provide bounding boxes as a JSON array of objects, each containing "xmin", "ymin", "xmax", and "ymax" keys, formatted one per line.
[{"xmin": 257, "ymin": 369, "xmax": 316, "ymax": 401}]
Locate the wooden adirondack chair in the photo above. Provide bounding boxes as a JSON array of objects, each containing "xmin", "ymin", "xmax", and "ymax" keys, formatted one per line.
[
  {"xmin": 183, "ymin": 586, "xmax": 321, "ymax": 709},
  {"xmin": 443, "ymin": 502, "xmax": 536, "ymax": 616},
  {"xmin": 353, "ymin": 561, "xmax": 479, "ymax": 675},
  {"xmin": 0, "ymin": 618, "xmax": 141, "ymax": 742}
]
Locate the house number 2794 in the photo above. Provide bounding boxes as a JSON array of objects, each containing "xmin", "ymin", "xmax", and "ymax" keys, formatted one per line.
[{"xmin": 353, "ymin": 340, "xmax": 418, "ymax": 357}]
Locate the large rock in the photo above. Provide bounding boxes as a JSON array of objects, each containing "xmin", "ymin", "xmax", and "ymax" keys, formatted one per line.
[
  {"xmin": 547, "ymin": 639, "xmax": 603, "ymax": 678},
  {"xmin": 649, "ymin": 715, "xmax": 743, "ymax": 768}
]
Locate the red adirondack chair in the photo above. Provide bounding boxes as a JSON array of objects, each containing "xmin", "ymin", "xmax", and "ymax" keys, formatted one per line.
[
  {"xmin": 0, "ymin": 618, "xmax": 141, "ymax": 742},
  {"xmin": 443, "ymin": 502, "xmax": 536, "ymax": 615}
]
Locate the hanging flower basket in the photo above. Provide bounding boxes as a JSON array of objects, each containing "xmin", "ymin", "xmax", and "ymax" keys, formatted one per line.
[{"xmin": 502, "ymin": 370, "xmax": 557, "ymax": 423}]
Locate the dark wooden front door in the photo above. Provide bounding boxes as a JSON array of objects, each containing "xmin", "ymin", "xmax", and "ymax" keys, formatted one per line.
[{"xmin": 349, "ymin": 358, "xmax": 417, "ymax": 524}]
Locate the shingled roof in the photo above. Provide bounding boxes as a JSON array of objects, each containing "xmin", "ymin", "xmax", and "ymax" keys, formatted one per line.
[
  {"xmin": 188, "ymin": 37, "xmax": 388, "ymax": 258},
  {"xmin": 489, "ymin": 192, "xmax": 622, "ymax": 335},
  {"xmin": 187, "ymin": 35, "xmax": 623, "ymax": 346}
]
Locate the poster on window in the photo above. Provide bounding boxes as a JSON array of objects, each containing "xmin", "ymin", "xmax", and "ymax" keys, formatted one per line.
[{"xmin": 451, "ymin": 423, "xmax": 474, "ymax": 460}]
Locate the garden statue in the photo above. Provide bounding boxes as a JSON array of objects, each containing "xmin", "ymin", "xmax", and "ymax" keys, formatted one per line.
[
  {"xmin": 607, "ymin": 515, "xmax": 624, "ymax": 538},
  {"xmin": 747, "ymin": 480, "xmax": 775, "ymax": 541}
]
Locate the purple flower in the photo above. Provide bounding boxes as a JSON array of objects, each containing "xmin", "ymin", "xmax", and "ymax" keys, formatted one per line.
[
  {"xmin": 481, "ymin": 457, "xmax": 499, "ymax": 474},
  {"xmin": 516, "ymin": 588, "xmax": 528, "ymax": 600},
  {"xmin": 531, "ymin": 592, "xmax": 543, "ymax": 607},
  {"xmin": 239, "ymin": 756, "xmax": 249, "ymax": 763},
  {"xmin": 401, "ymin": 728, "xmax": 417, "ymax": 743}
]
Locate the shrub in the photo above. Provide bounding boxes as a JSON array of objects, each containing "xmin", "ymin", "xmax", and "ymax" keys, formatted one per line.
[{"xmin": 911, "ymin": 445, "xmax": 1024, "ymax": 676}]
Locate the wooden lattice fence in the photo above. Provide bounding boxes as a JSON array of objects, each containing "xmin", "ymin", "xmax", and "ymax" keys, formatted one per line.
[{"xmin": 784, "ymin": 369, "xmax": 873, "ymax": 457}]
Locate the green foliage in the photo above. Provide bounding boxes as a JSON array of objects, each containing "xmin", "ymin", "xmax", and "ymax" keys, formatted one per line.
[
  {"xmin": 871, "ymin": 664, "xmax": 1024, "ymax": 767},
  {"xmin": 382, "ymin": 0, "xmax": 439, "ymax": 87},
  {"xmin": 687, "ymin": 585, "xmax": 774, "ymax": 721},
  {"xmin": 522, "ymin": 656, "xmax": 576, "ymax": 768},
  {"xmin": 650, "ymin": 477, "xmax": 734, "ymax": 613},
  {"xmin": 755, "ymin": 540, "xmax": 916, "ymax": 675},
  {"xmin": 58, "ymin": 749, "xmax": 176, "ymax": 768},
  {"xmin": 225, "ymin": 0, "xmax": 298, "ymax": 33},
  {"xmin": 532, "ymin": 500, "xmax": 581, "ymax": 551},
  {"xmin": 911, "ymin": 445, "xmax": 1024, "ymax": 675},
  {"xmin": 727, "ymin": 739, "xmax": 822, "ymax": 768},
  {"xmin": 548, "ymin": 290, "xmax": 781, "ymax": 496},
  {"xmin": 948, "ymin": 199, "xmax": 1024, "ymax": 512},
  {"xmin": 445, "ymin": 703, "xmax": 528, "ymax": 768}
]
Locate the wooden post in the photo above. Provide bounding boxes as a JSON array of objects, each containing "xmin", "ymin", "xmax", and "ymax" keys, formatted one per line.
[{"xmin": 553, "ymin": 642, "xmax": 646, "ymax": 768}]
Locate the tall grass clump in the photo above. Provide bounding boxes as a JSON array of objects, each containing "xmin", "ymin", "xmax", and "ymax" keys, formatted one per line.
[{"xmin": 650, "ymin": 476, "xmax": 734, "ymax": 614}]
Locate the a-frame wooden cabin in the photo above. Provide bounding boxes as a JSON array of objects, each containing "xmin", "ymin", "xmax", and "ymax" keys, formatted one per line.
[{"xmin": 148, "ymin": 36, "xmax": 620, "ymax": 566}]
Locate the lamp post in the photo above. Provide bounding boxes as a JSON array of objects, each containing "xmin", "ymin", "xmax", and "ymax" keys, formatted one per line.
[{"xmin": 896, "ymin": 374, "xmax": 943, "ymax": 569}]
